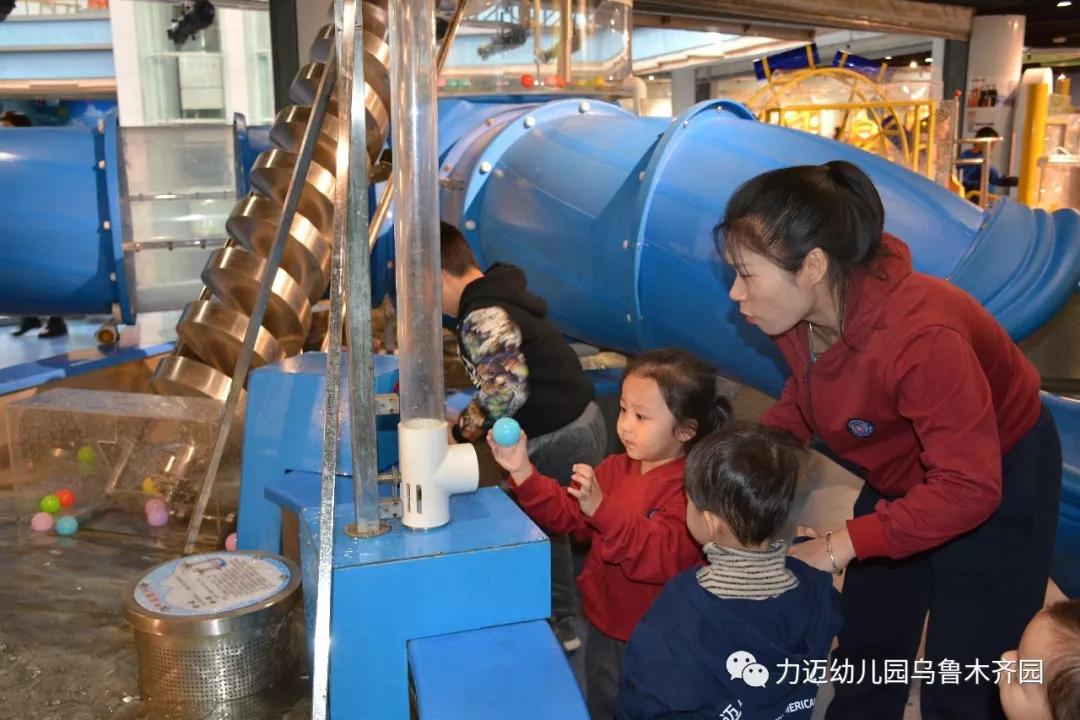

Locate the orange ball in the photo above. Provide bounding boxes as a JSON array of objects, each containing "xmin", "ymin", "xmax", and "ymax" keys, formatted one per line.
[
  {"xmin": 520, "ymin": 73, "xmax": 535, "ymax": 88},
  {"xmin": 56, "ymin": 488, "xmax": 75, "ymax": 508}
]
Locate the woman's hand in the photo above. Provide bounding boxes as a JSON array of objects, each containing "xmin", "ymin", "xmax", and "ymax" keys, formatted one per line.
[
  {"xmin": 567, "ymin": 463, "xmax": 603, "ymax": 516},
  {"xmin": 788, "ymin": 527, "xmax": 856, "ymax": 574},
  {"xmin": 486, "ymin": 430, "xmax": 532, "ymax": 485}
]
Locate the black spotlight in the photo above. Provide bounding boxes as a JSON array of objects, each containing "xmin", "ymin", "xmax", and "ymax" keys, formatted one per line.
[
  {"xmin": 167, "ymin": 0, "xmax": 216, "ymax": 47},
  {"xmin": 0, "ymin": 0, "xmax": 17, "ymax": 23}
]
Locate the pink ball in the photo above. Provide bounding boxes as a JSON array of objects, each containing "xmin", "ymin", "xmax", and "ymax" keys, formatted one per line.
[
  {"xmin": 146, "ymin": 508, "xmax": 169, "ymax": 527},
  {"xmin": 144, "ymin": 498, "xmax": 167, "ymax": 515},
  {"xmin": 225, "ymin": 532, "xmax": 238, "ymax": 551},
  {"xmin": 31, "ymin": 512, "xmax": 54, "ymax": 532}
]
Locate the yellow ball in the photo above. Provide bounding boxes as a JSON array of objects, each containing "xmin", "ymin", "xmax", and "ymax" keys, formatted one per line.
[{"xmin": 142, "ymin": 477, "xmax": 157, "ymax": 494}]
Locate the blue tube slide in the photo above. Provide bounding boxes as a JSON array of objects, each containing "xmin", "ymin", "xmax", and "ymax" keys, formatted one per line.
[
  {"xmin": 435, "ymin": 96, "xmax": 1080, "ymax": 396},
  {"xmin": 0, "ymin": 111, "xmax": 133, "ymax": 323}
]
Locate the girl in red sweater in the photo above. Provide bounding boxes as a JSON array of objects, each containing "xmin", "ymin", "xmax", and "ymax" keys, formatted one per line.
[
  {"xmin": 488, "ymin": 348, "xmax": 731, "ymax": 720},
  {"xmin": 716, "ymin": 160, "xmax": 1062, "ymax": 720}
]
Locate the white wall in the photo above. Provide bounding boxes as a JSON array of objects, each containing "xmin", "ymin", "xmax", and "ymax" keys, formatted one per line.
[
  {"xmin": 671, "ymin": 67, "xmax": 696, "ymax": 115},
  {"xmin": 218, "ymin": 8, "xmax": 251, "ymax": 120},
  {"xmin": 108, "ymin": 0, "xmax": 143, "ymax": 125}
]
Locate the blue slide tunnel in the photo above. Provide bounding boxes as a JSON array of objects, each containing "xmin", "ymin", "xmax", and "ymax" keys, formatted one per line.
[
  {"xmin": 0, "ymin": 112, "xmax": 134, "ymax": 323},
  {"xmin": 433, "ymin": 97, "xmax": 1080, "ymax": 396}
]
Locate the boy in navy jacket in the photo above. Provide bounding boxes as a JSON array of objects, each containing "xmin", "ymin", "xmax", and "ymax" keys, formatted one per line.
[{"xmin": 617, "ymin": 423, "xmax": 843, "ymax": 719}]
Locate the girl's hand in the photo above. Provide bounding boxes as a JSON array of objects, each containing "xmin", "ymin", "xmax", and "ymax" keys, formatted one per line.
[
  {"xmin": 788, "ymin": 527, "xmax": 855, "ymax": 575},
  {"xmin": 486, "ymin": 430, "xmax": 532, "ymax": 485},
  {"xmin": 567, "ymin": 463, "xmax": 603, "ymax": 516}
]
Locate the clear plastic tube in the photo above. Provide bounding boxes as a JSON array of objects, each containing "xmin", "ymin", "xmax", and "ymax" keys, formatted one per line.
[{"xmin": 390, "ymin": 0, "xmax": 444, "ymax": 422}]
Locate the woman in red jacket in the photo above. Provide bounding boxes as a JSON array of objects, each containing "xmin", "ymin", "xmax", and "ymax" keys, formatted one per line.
[{"xmin": 715, "ymin": 160, "xmax": 1062, "ymax": 720}]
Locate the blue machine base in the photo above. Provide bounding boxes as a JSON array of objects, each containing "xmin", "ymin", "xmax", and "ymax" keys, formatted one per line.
[{"xmin": 296, "ymin": 486, "xmax": 586, "ymax": 720}]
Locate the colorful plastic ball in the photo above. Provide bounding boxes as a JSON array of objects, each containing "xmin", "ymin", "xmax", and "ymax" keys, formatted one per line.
[
  {"xmin": 225, "ymin": 532, "xmax": 238, "ymax": 551},
  {"xmin": 142, "ymin": 477, "xmax": 157, "ymax": 494},
  {"xmin": 56, "ymin": 489, "xmax": 75, "ymax": 508},
  {"xmin": 31, "ymin": 512, "xmax": 54, "ymax": 532},
  {"xmin": 40, "ymin": 494, "xmax": 61, "ymax": 514},
  {"xmin": 56, "ymin": 515, "xmax": 79, "ymax": 536},
  {"xmin": 520, "ymin": 73, "xmax": 535, "ymax": 88},
  {"xmin": 147, "ymin": 508, "xmax": 169, "ymax": 527},
  {"xmin": 492, "ymin": 417, "xmax": 522, "ymax": 447},
  {"xmin": 145, "ymin": 498, "xmax": 167, "ymax": 515},
  {"xmin": 76, "ymin": 446, "xmax": 97, "ymax": 465}
]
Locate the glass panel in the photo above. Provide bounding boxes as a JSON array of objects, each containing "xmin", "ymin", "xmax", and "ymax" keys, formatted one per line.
[
  {"xmin": 121, "ymin": 125, "xmax": 236, "ymax": 312},
  {"xmin": 438, "ymin": 0, "xmax": 632, "ymax": 96},
  {"xmin": 134, "ymin": 1, "xmax": 226, "ymax": 123}
]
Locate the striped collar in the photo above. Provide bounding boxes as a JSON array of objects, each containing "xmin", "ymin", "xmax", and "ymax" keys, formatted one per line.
[{"xmin": 696, "ymin": 540, "xmax": 799, "ymax": 600}]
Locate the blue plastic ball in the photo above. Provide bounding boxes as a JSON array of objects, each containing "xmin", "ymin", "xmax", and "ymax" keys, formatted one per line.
[
  {"xmin": 492, "ymin": 417, "xmax": 521, "ymax": 447},
  {"xmin": 56, "ymin": 515, "xmax": 79, "ymax": 536}
]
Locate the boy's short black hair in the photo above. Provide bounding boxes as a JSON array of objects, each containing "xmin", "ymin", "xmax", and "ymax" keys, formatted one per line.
[
  {"xmin": 975, "ymin": 126, "xmax": 1000, "ymax": 139},
  {"xmin": 440, "ymin": 221, "xmax": 479, "ymax": 277},
  {"xmin": 1046, "ymin": 600, "xmax": 1080, "ymax": 720},
  {"xmin": 684, "ymin": 422, "xmax": 804, "ymax": 546}
]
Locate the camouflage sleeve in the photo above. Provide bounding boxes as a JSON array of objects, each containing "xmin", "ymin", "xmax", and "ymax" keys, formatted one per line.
[{"xmin": 454, "ymin": 306, "xmax": 529, "ymax": 442}]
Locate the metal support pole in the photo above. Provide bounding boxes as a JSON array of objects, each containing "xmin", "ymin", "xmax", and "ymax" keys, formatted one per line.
[
  {"xmin": 182, "ymin": 45, "xmax": 338, "ymax": 555},
  {"xmin": 309, "ymin": 3, "xmax": 354, "ymax": 716},
  {"xmin": 978, "ymin": 148, "xmax": 991, "ymax": 208},
  {"xmin": 558, "ymin": 0, "xmax": 573, "ymax": 83},
  {"xmin": 339, "ymin": 0, "xmax": 384, "ymax": 538}
]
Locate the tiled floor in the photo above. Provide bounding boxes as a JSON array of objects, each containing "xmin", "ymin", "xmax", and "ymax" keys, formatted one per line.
[{"xmin": 0, "ymin": 313, "xmax": 179, "ymax": 396}]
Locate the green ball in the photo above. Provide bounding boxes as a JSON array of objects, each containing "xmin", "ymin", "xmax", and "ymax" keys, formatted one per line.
[
  {"xmin": 76, "ymin": 446, "xmax": 96, "ymax": 465},
  {"xmin": 40, "ymin": 494, "xmax": 61, "ymax": 514}
]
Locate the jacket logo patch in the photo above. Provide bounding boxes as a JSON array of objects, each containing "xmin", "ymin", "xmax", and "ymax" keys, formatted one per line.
[{"xmin": 847, "ymin": 419, "xmax": 875, "ymax": 438}]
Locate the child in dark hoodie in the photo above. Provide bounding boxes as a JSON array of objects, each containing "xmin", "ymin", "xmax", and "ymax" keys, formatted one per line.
[
  {"xmin": 617, "ymin": 422, "xmax": 843, "ymax": 720},
  {"xmin": 439, "ymin": 221, "xmax": 605, "ymax": 652}
]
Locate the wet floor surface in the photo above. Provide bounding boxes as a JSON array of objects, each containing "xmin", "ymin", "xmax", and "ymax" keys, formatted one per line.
[{"xmin": 0, "ymin": 499, "xmax": 311, "ymax": 720}]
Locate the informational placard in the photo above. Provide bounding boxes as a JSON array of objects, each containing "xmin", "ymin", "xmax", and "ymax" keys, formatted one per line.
[{"xmin": 133, "ymin": 552, "xmax": 291, "ymax": 616}]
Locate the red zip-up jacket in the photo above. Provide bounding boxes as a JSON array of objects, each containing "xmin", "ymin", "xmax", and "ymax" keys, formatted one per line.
[
  {"xmin": 511, "ymin": 454, "xmax": 703, "ymax": 642},
  {"xmin": 762, "ymin": 234, "xmax": 1042, "ymax": 561}
]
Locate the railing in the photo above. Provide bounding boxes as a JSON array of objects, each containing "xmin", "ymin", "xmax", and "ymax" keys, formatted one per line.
[{"xmin": 760, "ymin": 98, "xmax": 939, "ymax": 179}]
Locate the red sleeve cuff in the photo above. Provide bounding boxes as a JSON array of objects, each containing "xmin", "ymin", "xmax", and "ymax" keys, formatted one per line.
[
  {"xmin": 508, "ymin": 466, "xmax": 543, "ymax": 498},
  {"xmin": 585, "ymin": 494, "xmax": 622, "ymax": 534},
  {"xmin": 846, "ymin": 513, "xmax": 891, "ymax": 560}
]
